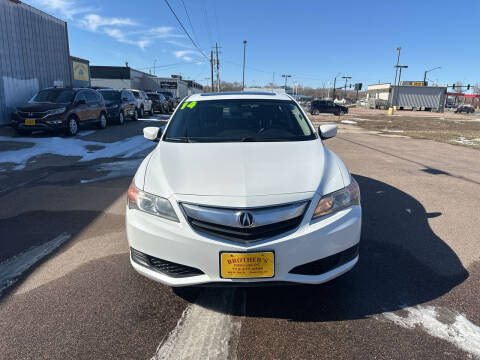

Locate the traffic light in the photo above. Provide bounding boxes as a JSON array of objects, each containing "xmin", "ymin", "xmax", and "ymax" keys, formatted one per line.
[
  {"xmin": 467, "ymin": 84, "xmax": 470, "ymax": 90},
  {"xmin": 452, "ymin": 84, "xmax": 455, "ymax": 89}
]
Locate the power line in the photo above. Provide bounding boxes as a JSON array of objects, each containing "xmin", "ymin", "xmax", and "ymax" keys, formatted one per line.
[
  {"xmin": 180, "ymin": 0, "xmax": 199, "ymax": 46},
  {"xmin": 163, "ymin": 0, "xmax": 209, "ymax": 60},
  {"xmin": 202, "ymin": 0, "xmax": 213, "ymax": 46}
]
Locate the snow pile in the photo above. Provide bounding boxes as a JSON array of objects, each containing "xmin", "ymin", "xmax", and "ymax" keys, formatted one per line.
[
  {"xmin": 340, "ymin": 120, "xmax": 358, "ymax": 125},
  {"xmin": 382, "ymin": 129, "xmax": 404, "ymax": 133},
  {"xmin": 452, "ymin": 137, "xmax": 480, "ymax": 146},
  {"xmin": 0, "ymin": 135, "xmax": 155, "ymax": 170}
]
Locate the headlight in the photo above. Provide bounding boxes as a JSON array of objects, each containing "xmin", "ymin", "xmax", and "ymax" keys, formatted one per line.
[
  {"xmin": 127, "ymin": 182, "xmax": 179, "ymax": 222},
  {"xmin": 312, "ymin": 177, "xmax": 360, "ymax": 220},
  {"xmin": 47, "ymin": 107, "xmax": 66, "ymax": 116},
  {"xmin": 108, "ymin": 104, "xmax": 119, "ymax": 109}
]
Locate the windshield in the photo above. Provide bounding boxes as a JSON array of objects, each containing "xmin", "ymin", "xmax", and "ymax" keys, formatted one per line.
[
  {"xmin": 99, "ymin": 90, "xmax": 121, "ymax": 101},
  {"xmin": 30, "ymin": 89, "xmax": 74, "ymax": 104},
  {"xmin": 164, "ymin": 99, "xmax": 315, "ymax": 142},
  {"xmin": 147, "ymin": 93, "xmax": 158, "ymax": 100},
  {"xmin": 160, "ymin": 92, "xmax": 172, "ymax": 99}
]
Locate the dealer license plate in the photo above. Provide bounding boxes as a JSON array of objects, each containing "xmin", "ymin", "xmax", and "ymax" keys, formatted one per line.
[
  {"xmin": 25, "ymin": 119, "xmax": 35, "ymax": 125},
  {"xmin": 220, "ymin": 252, "xmax": 274, "ymax": 279}
]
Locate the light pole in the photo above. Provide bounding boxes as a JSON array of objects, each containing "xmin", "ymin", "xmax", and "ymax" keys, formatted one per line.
[
  {"xmin": 242, "ymin": 40, "xmax": 247, "ymax": 91},
  {"xmin": 394, "ymin": 65, "xmax": 408, "ymax": 107},
  {"xmin": 342, "ymin": 76, "xmax": 352, "ymax": 99},
  {"xmin": 423, "ymin": 66, "xmax": 441, "ymax": 85},
  {"xmin": 282, "ymin": 74, "xmax": 292, "ymax": 90},
  {"xmin": 333, "ymin": 73, "xmax": 341, "ymax": 99},
  {"xmin": 153, "ymin": 59, "xmax": 157, "ymax": 76},
  {"xmin": 393, "ymin": 47, "xmax": 401, "ymax": 85}
]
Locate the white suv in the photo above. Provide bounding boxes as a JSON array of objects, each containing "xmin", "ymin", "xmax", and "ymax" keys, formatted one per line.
[
  {"xmin": 130, "ymin": 89, "xmax": 152, "ymax": 117},
  {"xmin": 126, "ymin": 91, "xmax": 361, "ymax": 286}
]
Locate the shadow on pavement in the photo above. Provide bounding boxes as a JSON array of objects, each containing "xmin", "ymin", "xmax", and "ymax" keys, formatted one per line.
[{"xmin": 175, "ymin": 174, "xmax": 468, "ymax": 321}]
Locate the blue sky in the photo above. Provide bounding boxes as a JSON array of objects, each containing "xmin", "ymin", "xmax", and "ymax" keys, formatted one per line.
[{"xmin": 26, "ymin": 0, "xmax": 479, "ymax": 89}]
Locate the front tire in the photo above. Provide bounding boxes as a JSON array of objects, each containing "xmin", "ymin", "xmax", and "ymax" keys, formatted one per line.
[
  {"xmin": 66, "ymin": 116, "xmax": 78, "ymax": 136},
  {"xmin": 118, "ymin": 111, "xmax": 125, "ymax": 125},
  {"xmin": 97, "ymin": 113, "xmax": 107, "ymax": 129},
  {"xmin": 133, "ymin": 109, "xmax": 139, "ymax": 121},
  {"xmin": 139, "ymin": 107, "xmax": 144, "ymax": 118}
]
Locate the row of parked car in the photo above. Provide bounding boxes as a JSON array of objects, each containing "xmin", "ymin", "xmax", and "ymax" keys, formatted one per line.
[{"xmin": 10, "ymin": 87, "xmax": 179, "ymax": 136}]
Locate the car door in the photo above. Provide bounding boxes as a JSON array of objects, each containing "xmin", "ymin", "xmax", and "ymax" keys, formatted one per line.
[
  {"xmin": 85, "ymin": 90, "xmax": 99, "ymax": 121},
  {"xmin": 74, "ymin": 92, "xmax": 89, "ymax": 122},
  {"xmin": 127, "ymin": 91, "xmax": 137, "ymax": 115}
]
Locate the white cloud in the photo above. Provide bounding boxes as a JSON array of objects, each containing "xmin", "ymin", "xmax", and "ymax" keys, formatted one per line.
[
  {"xmin": 173, "ymin": 50, "xmax": 199, "ymax": 62},
  {"xmin": 79, "ymin": 14, "xmax": 136, "ymax": 31},
  {"xmin": 28, "ymin": 0, "xmax": 94, "ymax": 19},
  {"xmin": 103, "ymin": 27, "xmax": 151, "ymax": 50}
]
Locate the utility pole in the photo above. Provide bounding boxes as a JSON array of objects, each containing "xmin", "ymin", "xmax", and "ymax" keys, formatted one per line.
[
  {"xmin": 342, "ymin": 76, "xmax": 352, "ymax": 99},
  {"xmin": 282, "ymin": 74, "xmax": 291, "ymax": 90},
  {"xmin": 394, "ymin": 65, "xmax": 408, "ymax": 107},
  {"xmin": 242, "ymin": 40, "xmax": 247, "ymax": 91},
  {"xmin": 394, "ymin": 47, "xmax": 401, "ymax": 85},
  {"xmin": 153, "ymin": 59, "xmax": 157, "ymax": 76},
  {"xmin": 210, "ymin": 51, "xmax": 214, "ymax": 91},
  {"xmin": 215, "ymin": 42, "xmax": 220, "ymax": 92},
  {"xmin": 333, "ymin": 73, "xmax": 341, "ymax": 99}
]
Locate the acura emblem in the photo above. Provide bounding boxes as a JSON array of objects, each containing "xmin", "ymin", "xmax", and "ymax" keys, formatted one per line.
[{"xmin": 238, "ymin": 211, "xmax": 255, "ymax": 227}]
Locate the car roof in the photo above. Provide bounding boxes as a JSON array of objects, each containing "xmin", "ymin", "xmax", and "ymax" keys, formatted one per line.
[{"xmin": 187, "ymin": 91, "xmax": 293, "ymax": 102}]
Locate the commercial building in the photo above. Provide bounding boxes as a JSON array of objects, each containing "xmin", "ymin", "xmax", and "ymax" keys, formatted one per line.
[
  {"xmin": 90, "ymin": 66, "xmax": 203, "ymax": 99},
  {"xmin": 0, "ymin": 0, "xmax": 71, "ymax": 125},
  {"xmin": 367, "ymin": 83, "xmax": 447, "ymax": 111}
]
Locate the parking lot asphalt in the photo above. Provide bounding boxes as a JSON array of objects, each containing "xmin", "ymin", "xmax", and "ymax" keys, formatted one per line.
[{"xmin": 0, "ymin": 119, "xmax": 479, "ymax": 359}]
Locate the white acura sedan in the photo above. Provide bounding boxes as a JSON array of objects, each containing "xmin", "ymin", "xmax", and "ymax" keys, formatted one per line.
[{"xmin": 126, "ymin": 91, "xmax": 361, "ymax": 286}]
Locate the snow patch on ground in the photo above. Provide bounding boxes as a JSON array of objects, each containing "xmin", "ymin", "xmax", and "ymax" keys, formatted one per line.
[
  {"xmin": 379, "ymin": 305, "xmax": 480, "ymax": 358},
  {"xmin": 382, "ymin": 129, "xmax": 405, "ymax": 133},
  {"xmin": 0, "ymin": 233, "xmax": 71, "ymax": 296},
  {"xmin": 341, "ymin": 120, "xmax": 358, "ymax": 125},
  {"xmin": 77, "ymin": 130, "xmax": 96, "ymax": 136},
  {"xmin": 153, "ymin": 289, "xmax": 245, "ymax": 360},
  {"xmin": 452, "ymin": 137, "xmax": 480, "ymax": 146},
  {"xmin": 0, "ymin": 135, "xmax": 155, "ymax": 170}
]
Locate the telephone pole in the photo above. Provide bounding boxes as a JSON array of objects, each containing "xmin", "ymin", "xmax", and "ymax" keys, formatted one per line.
[
  {"xmin": 215, "ymin": 42, "xmax": 220, "ymax": 92},
  {"xmin": 342, "ymin": 76, "xmax": 352, "ymax": 99},
  {"xmin": 242, "ymin": 40, "xmax": 247, "ymax": 90},
  {"xmin": 210, "ymin": 51, "xmax": 214, "ymax": 91}
]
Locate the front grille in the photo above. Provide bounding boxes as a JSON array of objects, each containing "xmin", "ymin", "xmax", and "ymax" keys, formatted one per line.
[
  {"xmin": 18, "ymin": 111, "xmax": 48, "ymax": 119},
  {"xmin": 130, "ymin": 248, "xmax": 204, "ymax": 278},
  {"xmin": 188, "ymin": 215, "xmax": 304, "ymax": 243},
  {"xmin": 289, "ymin": 244, "xmax": 359, "ymax": 276}
]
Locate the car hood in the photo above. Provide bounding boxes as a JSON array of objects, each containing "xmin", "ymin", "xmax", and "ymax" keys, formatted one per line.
[
  {"xmin": 17, "ymin": 103, "xmax": 68, "ymax": 111},
  {"xmin": 143, "ymin": 139, "xmax": 346, "ymax": 200}
]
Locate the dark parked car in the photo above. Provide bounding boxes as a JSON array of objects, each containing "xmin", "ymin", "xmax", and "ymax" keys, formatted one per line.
[
  {"xmin": 158, "ymin": 91, "xmax": 177, "ymax": 112},
  {"xmin": 99, "ymin": 89, "xmax": 138, "ymax": 124},
  {"xmin": 455, "ymin": 105, "xmax": 475, "ymax": 114},
  {"xmin": 309, "ymin": 100, "xmax": 348, "ymax": 116},
  {"xmin": 146, "ymin": 92, "xmax": 168, "ymax": 113},
  {"xmin": 11, "ymin": 87, "xmax": 107, "ymax": 136}
]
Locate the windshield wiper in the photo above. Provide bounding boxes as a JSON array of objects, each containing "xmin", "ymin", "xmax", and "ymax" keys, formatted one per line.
[
  {"xmin": 240, "ymin": 137, "xmax": 295, "ymax": 142},
  {"xmin": 164, "ymin": 137, "xmax": 193, "ymax": 143}
]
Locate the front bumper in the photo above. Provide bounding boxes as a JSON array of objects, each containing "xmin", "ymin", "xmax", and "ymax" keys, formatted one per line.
[
  {"xmin": 11, "ymin": 114, "xmax": 66, "ymax": 131},
  {"xmin": 126, "ymin": 201, "xmax": 361, "ymax": 286}
]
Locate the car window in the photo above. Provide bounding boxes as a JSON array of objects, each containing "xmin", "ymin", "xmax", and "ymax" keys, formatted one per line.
[
  {"xmin": 99, "ymin": 90, "xmax": 120, "ymax": 101},
  {"xmin": 31, "ymin": 89, "xmax": 75, "ymax": 104},
  {"xmin": 85, "ymin": 91, "xmax": 97, "ymax": 103},
  {"xmin": 164, "ymin": 99, "xmax": 315, "ymax": 143},
  {"xmin": 132, "ymin": 91, "xmax": 140, "ymax": 99},
  {"xmin": 159, "ymin": 94, "xmax": 166, "ymax": 101},
  {"xmin": 127, "ymin": 91, "xmax": 135, "ymax": 101},
  {"xmin": 75, "ymin": 92, "xmax": 87, "ymax": 104}
]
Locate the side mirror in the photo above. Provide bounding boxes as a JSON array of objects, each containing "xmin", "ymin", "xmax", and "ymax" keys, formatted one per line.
[
  {"xmin": 319, "ymin": 124, "xmax": 337, "ymax": 140},
  {"xmin": 122, "ymin": 97, "xmax": 129, "ymax": 102},
  {"xmin": 143, "ymin": 126, "xmax": 161, "ymax": 142},
  {"xmin": 76, "ymin": 99, "xmax": 86, "ymax": 105}
]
